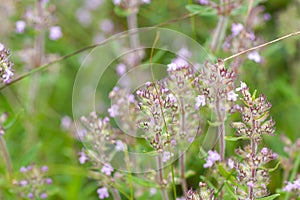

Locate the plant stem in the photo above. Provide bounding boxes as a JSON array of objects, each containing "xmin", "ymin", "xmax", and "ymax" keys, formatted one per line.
[
  {"xmin": 171, "ymin": 164, "xmax": 177, "ymax": 199},
  {"xmin": 248, "ymin": 138, "xmax": 257, "ymax": 200},
  {"xmin": 157, "ymin": 153, "xmax": 169, "ymax": 200},
  {"xmin": 0, "ymin": 136, "xmax": 12, "ymax": 177},
  {"xmin": 215, "ymin": 97, "xmax": 225, "ymax": 161},
  {"xmin": 124, "ymin": 144, "xmax": 134, "ymax": 200},
  {"xmin": 284, "ymin": 149, "xmax": 300, "ymax": 200},
  {"xmin": 179, "ymin": 97, "xmax": 187, "ymax": 196},
  {"xmin": 111, "ymin": 188, "xmax": 122, "ymax": 200},
  {"xmin": 210, "ymin": 0, "xmax": 228, "ymax": 52},
  {"xmin": 179, "ymin": 151, "xmax": 187, "ymax": 196}
]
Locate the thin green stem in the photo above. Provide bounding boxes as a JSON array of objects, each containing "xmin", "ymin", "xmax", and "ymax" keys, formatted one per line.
[
  {"xmin": 0, "ymin": 137, "xmax": 12, "ymax": 177},
  {"xmin": 171, "ymin": 164, "xmax": 177, "ymax": 199},
  {"xmin": 284, "ymin": 150, "xmax": 300, "ymax": 200},
  {"xmin": 124, "ymin": 145, "xmax": 134, "ymax": 200},
  {"xmin": 157, "ymin": 154, "xmax": 169, "ymax": 200}
]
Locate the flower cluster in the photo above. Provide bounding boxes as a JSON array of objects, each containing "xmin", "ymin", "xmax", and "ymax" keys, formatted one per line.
[
  {"xmin": 194, "ymin": 59, "xmax": 237, "ymax": 114},
  {"xmin": 136, "ymin": 81, "xmax": 178, "ymax": 150},
  {"xmin": 232, "ymin": 146, "xmax": 277, "ymax": 198},
  {"xmin": 231, "ymin": 82, "xmax": 275, "ymax": 143},
  {"xmin": 223, "ymin": 23, "xmax": 261, "ymax": 63},
  {"xmin": 14, "ymin": 164, "xmax": 52, "ymax": 199},
  {"xmin": 203, "ymin": 150, "xmax": 220, "ymax": 168},
  {"xmin": 0, "ymin": 43, "xmax": 14, "ymax": 83},
  {"xmin": 283, "ymin": 178, "xmax": 300, "ymax": 192},
  {"xmin": 186, "ymin": 182, "xmax": 214, "ymax": 200},
  {"xmin": 108, "ymin": 87, "xmax": 138, "ymax": 135},
  {"xmin": 16, "ymin": 0, "xmax": 62, "ymax": 40}
]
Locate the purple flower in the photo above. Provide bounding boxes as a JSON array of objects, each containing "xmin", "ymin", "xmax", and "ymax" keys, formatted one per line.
[
  {"xmin": 112, "ymin": 0, "xmax": 121, "ymax": 6},
  {"xmin": 78, "ymin": 150, "xmax": 88, "ymax": 164},
  {"xmin": 108, "ymin": 104, "xmax": 119, "ymax": 117},
  {"xmin": 0, "ymin": 43, "xmax": 4, "ymax": 51},
  {"xmin": 20, "ymin": 166, "xmax": 27, "ymax": 173},
  {"xmin": 84, "ymin": 0, "xmax": 103, "ymax": 10},
  {"xmin": 247, "ymin": 181, "xmax": 254, "ymax": 188},
  {"xmin": 236, "ymin": 81, "xmax": 247, "ymax": 91},
  {"xmin": 46, "ymin": 178, "xmax": 52, "ymax": 184},
  {"xmin": 263, "ymin": 13, "xmax": 271, "ymax": 21},
  {"xmin": 116, "ymin": 63, "xmax": 126, "ymax": 76},
  {"xmin": 227, "ymin": 90, "xmax": 238, "ymax": 101},
  {"xmin": 76, "ymin": 8, "xmax": 92, "ymax": 26},
  {"xmin": 61, "ymin": 116, "xmax": 72, "ymax": 130},
  {"xmin": 101, "ymin": 163, "xmax": 114, "ymax": 176},
  {"xmin": 49, "ymin": 26, "xmax": 63, "ymax": 40},
  {"xmin": 149, "ymin": 188, "xmax": 157, "ymax": 196},
  {"xmin": 20, "ymin": 180, "xmax": 28, "ymax": 186},
  {"xmin": 195, "ymin": 95, "xmax": 206, "ymax": 110},
  {"xmin": 247, "ymin": 51, "xmax": 261, "ymax": 63},
  {"xmin": 28, "ymin": 193, "xmax": 34, "ymax": 199},
  {"xmin": 231, "ymin": 23, "xmax": 243, "ymax": 36},
  {"xmin": 99, "ymin": 19, "xmax": 114, "ymax": 33},
  {"xmin": 188, "ymin": 137, "xmax": 194, "ymax": 143},
  {"xmin": 162, "ymin": 151, "xmax": 174, "ymax": 163},
  {"xmin": 198, "ymin": 0, "xmax": 209, "ymax": 5},
  {"xmin": 227, "ymin": 158, "xmax": 235, "ymax": 169},
  {"xmin": 16, "ymin": 20, "xmax": 26, "ymax": 33},
  {"xmin": 2, "ymin": 67, "xmax": 14, "ymax": 83},
  {"xmin": 97, "ymin": 187, "xmax": 109, "ymax": 199},
  {"xmin": 203, "ymin": 150, "xmax": 220, "ymax": 168},
  {"xmin": 141, "ymin": 0, "xmax": 151, "ymax": 4},
  {"xmin": 41, "ymin": 166, "xmax": 48, "ymax": 172},
  {"xmin": 115, "ymin": 140, "xmax": 125, "ymax": 151},
  {"xmin": 40, "ymin": 193, "xmax": 47, "ymax": 199}
]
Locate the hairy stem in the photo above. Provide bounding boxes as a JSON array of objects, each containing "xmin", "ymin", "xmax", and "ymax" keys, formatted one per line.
[
  {"xmin": 157, "ymin": 154, "xmax": 169, "ymax": 200},
  {"xmin": 179, "ymin": 152, "xmax": 187, "ymax": 196},
  {"xmin": 0, "ymin": 137, "xmax": 12, "ymax": 177},
  {"xmin": 179, "ymin": 97, "xmax": 187, "ymax": 196},
  {"xmin": 215, "ymin": 97, "xmax": 225, "ymax": 161},
  {"xmin": 210, "ymin": 0, "xmax": 228, "ymax": 52},
  {"xmin": 111, "ymin": 188, "xmax": 122, "ymax": 200}
]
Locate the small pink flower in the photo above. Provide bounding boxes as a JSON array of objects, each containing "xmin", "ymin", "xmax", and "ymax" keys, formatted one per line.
[
  {"xmin": 78, "ymin": 150, "xmax": 88, "ymax": 164},
  {"xmin": 231, "ymin": 23, "xmax": 243, "ymax": 36},
  {"xmin": 247, "ymin": 51, "xmax": 261, "ymax": 63},
  {"xmin": 16, "ymin": 20, "xmax": 26, "ymax": 33},
  {"xmin": 195, "ymin": 95, "xmax": 206, "ymax": 110},
  {"xmin": 101, "ymin": 163, "xmax": 114, "ymax": 176},
  {"xmin": 49, "ymin": 26, "xmax": 63, "ymax": 40},
  {"xmin": 227, "ymin": 90, "xmax": 238, "ymax": 101},
  {"xmin": 97, "ymin": 187, "xmax": 109, "ymax": 199}
]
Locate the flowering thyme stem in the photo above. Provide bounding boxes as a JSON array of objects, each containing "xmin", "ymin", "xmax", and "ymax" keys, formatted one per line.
[
  {"xmin": 112, "ymin": 188, "xmax": 121, "ymax": 200},
  {"xmin": 179, "ymin": 97, "xmax": 187, "ymax": 196},
  {"xmin": 210, "ymin": 0, "xmax": 228, "ymax": 52},
  {"xmin": 0, "ymin": 137, "xmax": 12, "ymax": 177},
  {"xmin": 180, "ymin": 151, "xmax": 187, "ymax": 196},
  {"xmin": 215, "ymin": 97, "xmax": 225, "ymax": 161},
  {"xmin": 157, "ymin": 153, "xmax": 169, "ymax": 200}
]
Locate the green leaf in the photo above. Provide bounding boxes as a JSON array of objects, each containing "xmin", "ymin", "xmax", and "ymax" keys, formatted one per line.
[
  {"xmin": 3, "ymin": 109, "xmax": 24, "ymax": 129},
  {"xmin": 185, "ymin": 4, "xmax": 217, "ymax": 17},
  {"xmin": 257, "ymin": 194, "xmax": 280, "ymax": 200},
  {"xmin": 207, "ymin": 120, "xmax": 222, "ymax": 127},
  {"xmin": 224, "ymin": 182, "xmax": 238, "ymax": 199},
  {"xmin": 225, "ymin": 136, "xmax": 250, "ymax": 141},
  {"xmin": 114, "ymin": 7, "xmax": 132, "ymax": 17},
  {"xmin": 128, "ymin": 175, "xmax": 159, "ymax": 188},
  {"xmin": 17, "ymin": 142, "xmax": 41, "ymax": 167},
  {"xmin": 268, "ymin": 161, "xmax": 281, "ymax": 173}
]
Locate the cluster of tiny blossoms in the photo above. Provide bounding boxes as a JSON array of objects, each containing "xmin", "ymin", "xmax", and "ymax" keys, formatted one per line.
[
  {"xmin": 14, "ymin": 165, "xmax": 52, "ymax": 199},
  {"xmin": 79, "ymin": 112, "xmax": 125, "ymax": 199},
  {"xmin": 230, "ymin": 82, "xmax": 277, "ymax": 199},
  {"xmin": 0, "ymin": 43, "xmax": 14, "ymax": 83},
  {"xmin": 16, "ymin": 0, "xmax": 62, "ymax": 40},
  {"xmin": 194, "ymin": 59, "xmax": 237, "ymax": 112},
  {"xmin": 186, "ymin": 182, "xmax": 215, "ymax": 200}
]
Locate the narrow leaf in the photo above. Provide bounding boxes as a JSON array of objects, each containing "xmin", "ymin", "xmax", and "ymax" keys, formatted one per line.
[{"xmin": 257, "ymin": 194, "xmax": 280, "ymax": 200}]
